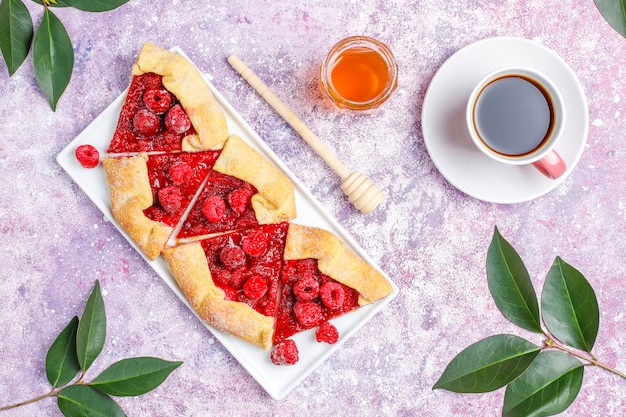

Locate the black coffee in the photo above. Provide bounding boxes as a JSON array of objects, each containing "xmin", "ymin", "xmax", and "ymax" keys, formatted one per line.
[{"xmin": 473, "ymin": 75, "xmax": 553, "ymax": 156}]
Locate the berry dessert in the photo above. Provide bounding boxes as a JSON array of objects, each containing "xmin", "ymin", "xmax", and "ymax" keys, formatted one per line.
[
  {"xmin": 75, "ymin": 41, "xmax": 393, "ymax": 366},
  {"xmin": 163, "ymin": 223, "xmax": 393, "ymax": 364},
  {"xmin": 177, "ymin": 134, "xmax": 296, "ymax": 240},
  {"xmin": 107, "ymin": 42, "xmax": 228, "ymax": 153},
  {"xmin": 102, "ymin": 150, "xmax": 220, "ymax": 259}
]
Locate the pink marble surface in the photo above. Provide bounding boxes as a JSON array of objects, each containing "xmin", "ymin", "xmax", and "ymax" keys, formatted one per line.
[{"xmin": 1, "ymin": 1, "xmax": 625, "ymax": 416}]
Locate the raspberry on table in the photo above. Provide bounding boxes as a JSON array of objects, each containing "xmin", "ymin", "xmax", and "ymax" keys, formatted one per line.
[
  {"xmin": 164, "ymin": 104, "xmax": 192, "ymax": 134},
  {"xmin": 219, "ymin": 245, "xmax": 247, "ymax": 271},
  {"xmin": 316, "ymin": 321, "xmax": 339, "ymax": 344},
  {"xmin": 227, "ymin": 188, "xmax": 253, "ymax": 214},
  {"xmin": 293, "ymin": 301, "xmax": 322, "ymax": 327},
  {"xmin": 169, "ymin": 162, "xmax": 193, "ymax": 184},
  {"xmin": 292, "ymin": 273, "xmax": 320, "ymax": 302},
  {"xmin": 143, "ymin": 88, "xmax": 172, "ymax": 114},
  {"xmin": 243, "ymin": 275, "xmax": 268, "ymax": 300},
  {"xmin": 157, "ymin": 186, "xmax": 182, "ymax": 213},
  {"xmin": 320, "ymin": 282, "xmax": 345, "ymax": 309},
  {"xmin": 241, "ymin": 231, "xmax": 268, "ymax": 257},
  {"xmin": 133, "ymin": 109, "xmax": 161, "ymax": 136},
  {"xmin": 201, "ymin": 196, "xmax": 226, "ymax": 222},
  {"xmin": 270, "ymin": 340, "xmax": 299, "ymax": 366},
  {"xmin": 75, "ymin": 144, "xmax": 100, "ymax": 168}
]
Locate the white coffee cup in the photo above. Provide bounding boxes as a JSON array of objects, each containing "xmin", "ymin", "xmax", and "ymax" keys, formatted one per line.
[{"xmin": 466, "ymin": 66, "xmax": 566, "ymax": 179}]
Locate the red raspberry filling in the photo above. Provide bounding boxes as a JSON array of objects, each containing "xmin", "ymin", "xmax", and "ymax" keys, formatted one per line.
[
  {"xmin": 75, "ymin": 144, "xmax": 100, "ymax": 168},
  {"xmin": 320, "ymin": 282, "xmax": 345, "ymax": 309},
  {"xmin": 243, "ymin": 275, "xmax": 268, "ymax": 300},
  {"xmin": 133, "ymin": 109, "xmax": 161, "ymax": 136},
  {"xmin": 143, "ymin": 88, "xmax": 172, "ymax": 114},
  {"xmin": 164, "ymin": 104, "xmax": 192, "ymax": 134},
  {"xmin": 293, "ymin": 301, "xmax": 322, "ymax": 327},
  {"xmin": 270, "ymin": 340, "xmax": 299, "ymax": 366},
  {"xmin": 292, "ymin": 273, "xmax": 319, "ymax": 302},
  {"xmin": 316, "ymin": 321, "xmax": 339, "ymax": 344},
  {"xmin": 219, "ymin": 245, "xmax": 247, "ymax": 271},
  {"xmin": 201, "ymin": 196, "xmax": 226, "ymax": 222},
  {"xmin": 227, "ymin": 188, "xmax": 254, "ymax": 214},
  {"xmin": 157, "ymin": 186, "xmax": 182, "ymax": 213},
  {"xmin": 241, "ymin": 231, "xmax": 268, "ymax": 257}
]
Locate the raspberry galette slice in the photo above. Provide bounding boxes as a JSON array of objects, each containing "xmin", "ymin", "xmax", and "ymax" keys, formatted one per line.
[
  {"xmin": 177, "ymin": 134, "xmax": 297, "ymax": 240},
  {"xmin": 107, "ymin": 42, "xmax": 228, "ymax": 154},
  {"xmin": 163, "ymin": 223, "xmax": 393, "ymax": 363},
  {"xmin": 271, "ymin": 224, "xmax": 393, "ymax": 363},
  {"xmin": 163, "ymin": 223, "xmax": 290, "ymax": 350},
  {"xmin": 102, "ymin": 150, "xmax": 220, "ymax": 260}
]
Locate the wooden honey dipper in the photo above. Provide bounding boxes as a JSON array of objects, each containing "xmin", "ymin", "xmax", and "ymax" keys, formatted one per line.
[{"xmin": 227, "ymin": 54, "xmax": 385, "ymax": 215}]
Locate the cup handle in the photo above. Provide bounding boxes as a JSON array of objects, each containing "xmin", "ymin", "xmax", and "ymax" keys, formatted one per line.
[{"xmin": 532, "ymin": 150, "xmax": 566, "ymax": 179}]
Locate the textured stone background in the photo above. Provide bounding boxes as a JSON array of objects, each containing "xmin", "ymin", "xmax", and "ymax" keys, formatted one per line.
[{"xmin": 0, "ymin": 1, "xmax": 625, "ymax": 416}]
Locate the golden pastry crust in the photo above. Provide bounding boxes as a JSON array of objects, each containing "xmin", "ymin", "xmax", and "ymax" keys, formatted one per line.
[
  {"xmin": 284, "ymin": 224, "xmax": 393, "ymax": 305},
  {"xmin": 214, "ymin": 134, "xmax": 297, "ymax": 224},
  {"xmin": 163, "ymin": 242, "xmax": 274, "ymax": 350},
  {"xmin": 102, "ymin": 155, "xmax": 173, "ymax": 260},
  {"xmin": 131, "ymin": 42, "xmax": 228, "ymax": 151}
]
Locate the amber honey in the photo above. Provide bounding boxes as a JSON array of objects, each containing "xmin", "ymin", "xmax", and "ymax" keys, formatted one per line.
[{"xmin": 320, "ymin": 36, "xmax": 398, "ymax": 111}]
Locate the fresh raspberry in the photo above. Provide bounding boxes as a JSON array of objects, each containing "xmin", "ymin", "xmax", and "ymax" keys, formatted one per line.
[
  {"xmin": 201, "ymin": 196, "xmax": 226, "ymax": 222},
  {"xmin": 227, "ymin": 188, "xmax": 254, "ymax": 214},
  {"xmin": 293, "ymin": 301, "xmax": 322, "ymax": 327},
  {"xmin": 319, "ymin": 282, "xmax": 345, "ymax": 309},
  {"xmin": 143, "ymin": 88, "xmax": 172, "ymax": 114},
  {"xmin": 292, "ymin": 273, "xmax": 319, "ymax": 301},
  {"xmin": 164, "ymin": 104, "xmax": 192, "ymax": 134},
  {"xmin": 219, "ymin": 245, "xmax": 247, "ymax": 270},
  {"xmin": 140, "ymin": 73, "xmax": 163, "ymax": 89},
  {"xmin": 75, "ymin": 144, "xmax": 99, "ymax": 168},
  {"xmin": 133, "ymin": 109, "xmax": 161, "ymax": 136},
  {"xmin": 270, "ymin": 340, "xmax": 299, "ymax": 366},
  {"xmin": 241, "ymin": 231, "xmax": 268, "ymax": 257},
  {"xmin": 169, "ymin": 162, "xmax": 193, "ymax": 184},
  {"xmin": 243, "ymin": 275, "xmax": 268, "ymax": 300},
  {"xmin": 296, "ymin": 259, "xmax": 318, "ymax": 273},
  {"xmin": 157, "ymin": 186, "xmax": 182, "ymax": 213},
  {"xmin": 316, "ymin": 321, "xmax": 339, "ymax": 344}
]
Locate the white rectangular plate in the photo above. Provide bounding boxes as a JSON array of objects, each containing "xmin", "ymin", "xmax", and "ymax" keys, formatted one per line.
[{"xmin": 56, "ymin": 47, "xmax": 398, "ymax": 400}]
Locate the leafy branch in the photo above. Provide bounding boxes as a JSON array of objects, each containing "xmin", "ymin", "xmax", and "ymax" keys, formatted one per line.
[
  {"xmin": 0, "ymin": 280, "xmax": 183, "ymax": 416},
  {"xmin": 434, "ymin": 226, "xmax": 624, "ymax": 417},
  {"xmin": 0, "ymin": 0, "xmax": 130, "ymax": 111}
]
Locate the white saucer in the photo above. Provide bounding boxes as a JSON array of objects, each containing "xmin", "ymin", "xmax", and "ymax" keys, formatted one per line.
[{"xmin": 421, "ymin": 37, "xmax": 588, "ymax": 204}]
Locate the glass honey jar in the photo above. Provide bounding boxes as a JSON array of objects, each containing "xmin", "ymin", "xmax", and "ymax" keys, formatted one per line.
[{"xmin": 320, "ymin": 36, "xmax": 398, "ymax": 111}]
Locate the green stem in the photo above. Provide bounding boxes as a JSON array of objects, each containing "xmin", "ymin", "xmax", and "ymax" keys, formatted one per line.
[
  {"xmin": 546, "ymin": 338, "xmax": 626, "ymax": 379},
  {"xmin": 0, "ymin": 388, "xmax": 61, "ymax": 411}
]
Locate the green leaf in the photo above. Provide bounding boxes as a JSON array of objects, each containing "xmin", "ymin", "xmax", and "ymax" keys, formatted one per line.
[
  {"xmin": 32, "ymin": 8, "xmax": 73, "ymax": 111},
  {"xmin": 76, "ymin": 280, "xmax": 106, "ymax": 372},
  {"xmin": 433, "ymin": 334, "xmax": 541, "ymax": 393},
  {"xmin": 503, "ymin": 350, "xmax": 584, "ymax": 417},
  {"xmin": 58, "ymin": 385, "xmax": 126, "ymax": 417},
  {"xmin": 541, "ymin": 257, "xmax": 599, "ymax": 352},
  {"xmin": 62, "ymin": 0, "xmax": 130, "ymax": 12},
  {"xmin": 0, "ymin": 0, "xmax": 34, "ymax": 75},
  {"xmin": 594, "ymin": 0, "xmax": 626, "ymax": 38},
  {"xmin": 46, "ymin": 316, "xmax": 81, "ymax": 387},
  {"xmin": 487, "ymin": 227, "xmax": 542, "ymax": 333},
  {"xmin": 90, "ymin": 357, "xmax": 183, "ymax": 397}
]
